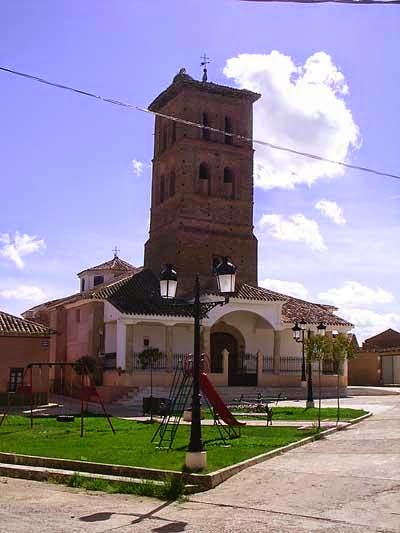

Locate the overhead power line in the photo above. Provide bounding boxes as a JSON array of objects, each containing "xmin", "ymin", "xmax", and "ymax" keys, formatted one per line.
[
  {"xmin": 1, "ymin": 65, "xmax": 400, "ymax": 182},
  {"xmin": 241, "ymin": 0, "xmax": 400, "ymax": 4}
]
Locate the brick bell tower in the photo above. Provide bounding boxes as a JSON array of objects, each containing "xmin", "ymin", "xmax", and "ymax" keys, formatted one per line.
[{"xmin": 144, "ymin": 68, "xmax": 261, "ymax": 295}]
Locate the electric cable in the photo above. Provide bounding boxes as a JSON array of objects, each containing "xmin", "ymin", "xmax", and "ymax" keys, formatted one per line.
[{"xmin": 1, "ymin": 65, "xmax": 399, "ymax": 182}]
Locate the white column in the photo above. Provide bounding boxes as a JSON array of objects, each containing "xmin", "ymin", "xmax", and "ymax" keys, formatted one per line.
[
  {"xmin": 116, "ymin": 320, "xmax": 127, "ymax": 370},
  {"xmin": 257, "ymin": 350, "xmax": 263, "ymax": 385},
  {"xmin": 273, "ymin": 330, "xmax": 282, "ymax": 374},
  {"xmin": 165, "ymin": 326, "xmax": 174, "ymax": 371}
]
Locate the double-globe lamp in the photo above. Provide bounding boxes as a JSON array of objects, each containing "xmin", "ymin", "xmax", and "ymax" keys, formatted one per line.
[
  {"xmin": 160, "ymin": 258, "xmax": 237, "ymax": 299},
  {"xmin": 159, "ymin": 257, "xmax": 237, "ymax": 470},
  {"xmin": 292, "ymin": 320, "xmax": 326, "ymax": 408}
]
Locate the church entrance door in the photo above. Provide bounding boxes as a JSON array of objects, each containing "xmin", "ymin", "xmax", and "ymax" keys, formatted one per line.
[
  {"xmin": 210, "ymin": 332, "xmax": 236, "ymax": 374},
  {"xmin": 210, "ymin": 332, "xmax": 257, "ymax": 386}
]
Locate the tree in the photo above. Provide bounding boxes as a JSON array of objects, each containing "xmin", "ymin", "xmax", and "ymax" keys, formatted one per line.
[
  {"xmin": 327, "ymin": 333, "xmax": 356, "ymax": 425},
  {"xmin": 305, "ymin": 335, "xmax": 331, "ymax": 429}
]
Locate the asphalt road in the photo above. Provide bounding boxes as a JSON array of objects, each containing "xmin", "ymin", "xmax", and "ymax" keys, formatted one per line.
[{"xmin": 0, "ymin": 395, "xmax": 399, "ymax": 532}]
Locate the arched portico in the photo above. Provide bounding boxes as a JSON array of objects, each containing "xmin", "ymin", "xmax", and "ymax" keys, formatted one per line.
[{"xmin": 209, "ymin": 310, "xmax": 275, "ymax": 386}]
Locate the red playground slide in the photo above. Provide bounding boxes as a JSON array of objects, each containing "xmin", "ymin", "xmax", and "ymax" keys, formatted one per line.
[{"xmin": 200, "ymin": 373, "xmax": 245, "ymax": 427}]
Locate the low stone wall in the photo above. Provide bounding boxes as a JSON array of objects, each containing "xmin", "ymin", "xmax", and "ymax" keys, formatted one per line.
[
  {"xmin": 103, "ymin": 368, "xmax": 346, "ymax": 391},
  {"xmin": 0, "ymin": 392, "xmax": 47, "ymax": 407}
]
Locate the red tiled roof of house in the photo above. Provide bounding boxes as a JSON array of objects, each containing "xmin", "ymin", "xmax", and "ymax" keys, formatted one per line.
[
  {"xmin": 0, "ymin": 310, "xmax": 52, "ymax": 337},
  {"xmin": 363, "ymin": 328, "xmax": 400, "ymax": 350}
]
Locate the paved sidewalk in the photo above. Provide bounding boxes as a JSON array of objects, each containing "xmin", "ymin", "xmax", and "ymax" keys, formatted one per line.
[
  {"xmin": 122, "ymin": 415, "xmax": 350, "ymax": 428},
  {"xmin": 0, "ymin": 395, "xmax": 399, "ymax": 532}
]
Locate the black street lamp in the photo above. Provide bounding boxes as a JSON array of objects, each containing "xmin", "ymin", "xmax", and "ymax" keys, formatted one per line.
[
  {"xmin": 292, "ymin": 320, "xmax": 314, "ymax": 408},
  {"xmin": 317, "ymin": 322, "xmax": 327, "ymax": 337},
  {"xmin": 159, "ymin": 257, "xmax": 237, "ymax": 470},
  {"xmin": 292, "ymin": 320, "xmax": 307, "ymax": 383}
]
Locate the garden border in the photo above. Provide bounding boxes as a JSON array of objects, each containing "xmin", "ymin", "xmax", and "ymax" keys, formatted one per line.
[{"xmin": 0, "ymin": 412, "xmax": 371, "ymax": 492}]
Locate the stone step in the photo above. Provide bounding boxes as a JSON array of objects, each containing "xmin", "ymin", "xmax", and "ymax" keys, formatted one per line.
[
  {"xmin": 112, "ymin": 384, "xmax": 347, "ymax": 407},
  {"xmin": 0, "ymin": 462, "xmax": 197, "ymax": 494}
]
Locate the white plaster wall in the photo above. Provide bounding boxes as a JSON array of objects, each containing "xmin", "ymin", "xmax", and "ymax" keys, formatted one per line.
[
  {"xmin": 104, "ymin": 302, "xmax": 121, "ymax": 322},
  {"xmin": 105, "ymin": 322, "xmax": 117, "ymax": 353},
  {"xmin": 171, "ymin": 324, "xmax": 194, "ymax": 353},
  {"xmin": 217, "ymin": 311, "xmax": 275, "ymax": 355},
  {"xmin": 280, "ymin": 328, "xmax": 302, "ymax": 357},
  {"xmin": 132, "ymin": 324, "xmax": 167, "ymax": 352},
  {"xmin": 79, "ymin": 272, "xmax": 117, "ymax": 292},
  {"xmin": 207, "ymin": 300, "xmax": 282, "ymax": 330}
]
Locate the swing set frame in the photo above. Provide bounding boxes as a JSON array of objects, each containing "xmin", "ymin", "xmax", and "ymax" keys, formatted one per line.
[{"xmin": 0, "ymin": 361, "xmax": 115, "ymax": 437}]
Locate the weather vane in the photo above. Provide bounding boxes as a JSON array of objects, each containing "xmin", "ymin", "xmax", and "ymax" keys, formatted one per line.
[{"xmin": 200, "ymin": 53, "xmax": 210, "ymax": 82}]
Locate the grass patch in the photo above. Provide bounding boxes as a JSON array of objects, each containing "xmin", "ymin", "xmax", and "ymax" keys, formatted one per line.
[
  {"xmin": 0, "ymin": 416, "xmax": 316, "ymax": 473},
  {"xmin": 212, "ymin": 407, "xmax": 368, "ymax": 421},
  {"xmin": 64, "ymin": 472, "xmax": 185, "ymax": 500}
]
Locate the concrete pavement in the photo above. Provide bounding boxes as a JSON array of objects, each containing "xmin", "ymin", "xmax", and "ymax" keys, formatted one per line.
[{"xmin": 0, "ymin": 395, "xmax": 399, "ymax": 532}]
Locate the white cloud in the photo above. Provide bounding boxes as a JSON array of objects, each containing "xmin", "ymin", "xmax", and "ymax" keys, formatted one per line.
[
  {"xmin": 318, "ymin": 281, "xmax": 394, "ymax": 307},
  {"xmin": 260, "ymin": 278, "xmax": 309, "ymax": 299},
  {"xmin": 0, "ymin": 232, "xmax": 46, "ymax": 269},
  {"xmin": 223, "ymin": 51, "xmax": 360, "ymax": 189},
  {"xmin": 131, "ymin": 159, "xmax": 144, "ymax": 176},
  {"xmin": 0, "ymin": 285, "xmax": 46, "ymax": 302},
  {"xmin": 315, "ymin": 199, "xmax": 346, "ymax": 225},
  {"xmin": 339, "ymin": 307, "xmax": 400, "ymax": 343},
  {"xmin": 258, "ymin": 213, "xmax": 327, "ymax": 251}
]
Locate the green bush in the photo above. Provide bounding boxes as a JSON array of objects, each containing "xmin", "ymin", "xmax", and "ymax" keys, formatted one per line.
[{"xmin": 138, "ymin": 348, "xmax": 163, "ymax": 370}]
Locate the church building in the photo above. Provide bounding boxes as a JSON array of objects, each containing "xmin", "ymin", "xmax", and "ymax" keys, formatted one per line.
[{"xmin": 24, "ymin": 68, "xmax": 352, "ymax": 397}]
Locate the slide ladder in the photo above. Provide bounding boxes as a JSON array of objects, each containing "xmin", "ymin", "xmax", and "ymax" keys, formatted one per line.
[{"xmin": 152, "ymin": 357, "xmax": 193, "ymax": 449}]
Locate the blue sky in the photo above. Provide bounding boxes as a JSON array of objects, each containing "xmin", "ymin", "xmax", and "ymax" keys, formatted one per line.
[{"xmin": 0, "ymin": 0, "xmax": 399, "ymax": 341}]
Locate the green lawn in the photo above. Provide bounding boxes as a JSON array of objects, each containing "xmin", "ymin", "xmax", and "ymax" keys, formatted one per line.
[
  {"xmin": 0, "ymin": 416, "xmax": 316, "ymax": 473},
  {"xmin": 205, "ymin": 406, "xmax": 367, "ymax": 421}
]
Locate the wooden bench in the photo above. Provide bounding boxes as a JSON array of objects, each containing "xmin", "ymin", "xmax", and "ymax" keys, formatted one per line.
[{"xmin": 229, "ymin": 392, "xmax": 288, "ymax": 426}]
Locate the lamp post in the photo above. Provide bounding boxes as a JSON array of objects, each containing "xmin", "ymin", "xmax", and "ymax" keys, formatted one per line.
[
  {"xmin": 159, "ymin": 258, "xmax": 237, "ymax": 470},
  {"xmin": 292, "ymin": 320, "xmax": 307, "ymax": 384},
  {"xmin": 292, "ymin": 320, "xmax": 321, "ymax": 408}
]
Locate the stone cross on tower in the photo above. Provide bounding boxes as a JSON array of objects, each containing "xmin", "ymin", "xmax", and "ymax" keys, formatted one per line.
[{"xmin": 200, "ymin": 53, "xmax": 210, "ymax": 83}]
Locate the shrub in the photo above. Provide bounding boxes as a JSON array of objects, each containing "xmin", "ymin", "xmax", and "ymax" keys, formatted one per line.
[{"xmin": 138, "ymin": 348, "xmax": 163, "ymax": 370}]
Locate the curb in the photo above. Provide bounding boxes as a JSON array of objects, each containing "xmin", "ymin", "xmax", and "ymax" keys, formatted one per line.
[{"xmin": 0, "ymin": 412, "xmax": 372, "ymax": 493}]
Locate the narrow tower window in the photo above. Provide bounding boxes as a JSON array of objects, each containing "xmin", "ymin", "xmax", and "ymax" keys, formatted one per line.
[
  {"xmin": 224, "ymin": 116, "xmax": 232, "ymax": 145},
  {"xmin": 202, "ymin": 112, "xmax": 210, "ymax": 140},
  {"xmin": 171, "ymin": 122, "xmax": 176, "ymax": 144},
  {"xmin": 93, "ymin": 275, "xmax": 104, "ymax": 286},
  {"xmin": 161, "ymin": 125, "xmax": 167, "ymax": 152},
  {"xmin": 170, "ymin": 171, "xmax": 176, "ymax": 196},
  {"xmin": 223, "ymin": 167, "xmax": 233, "ymax": 183},
  {"xmin": 199, "ymin": 163, "xmax": 209, "ymax": 180},
  {"xmin": 160, "ymin": 176, "xmax": 166, "ymax": 203}
]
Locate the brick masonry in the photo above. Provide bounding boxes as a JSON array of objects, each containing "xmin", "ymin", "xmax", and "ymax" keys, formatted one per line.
[{"xmin": 144, "ymin": 73, "xmax": 260, "ymax": 295}]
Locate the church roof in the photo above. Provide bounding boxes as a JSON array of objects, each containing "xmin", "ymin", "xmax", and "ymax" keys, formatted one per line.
[
  {"xmin": 148, "ymin": 68, "xmax": 261, "ymax": 112},
  {"xmin": 281, "ymin": 296, "xmax": 352, "ymax": 327},
  {"xmin": 77, "ymin": 256, "xmax": 138, "ymax": 277},
  {"xmin": 205, "ymin": 282, "xmax": 351, "ymax": 326},
  {"xmin": 206, "ymin": 283, "xmax": 287, "ymax": 302},
  {"xmin": 0, "ymin": 310, "xmax": 52, "ymax": 337},
  {"xmin": 92, "ymin": 269, "xmax": 192, "ymax": 317},
  {"xmin": 23, "ymin": 269, "xmax": 352, "ymax": 327}
]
